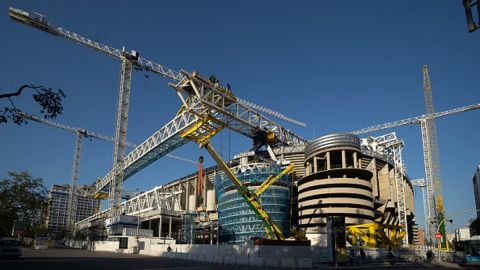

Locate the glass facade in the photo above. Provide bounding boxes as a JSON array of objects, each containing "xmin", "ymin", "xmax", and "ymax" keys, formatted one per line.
[{"xmin": 215, "ymin": 163, "xmax": 290, "ymax": 244}]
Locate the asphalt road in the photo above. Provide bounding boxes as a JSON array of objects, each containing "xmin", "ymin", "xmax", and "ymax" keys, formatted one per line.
[{"xmin": 0, "ymin": 248, "xmax": 467, "ymax": 270}]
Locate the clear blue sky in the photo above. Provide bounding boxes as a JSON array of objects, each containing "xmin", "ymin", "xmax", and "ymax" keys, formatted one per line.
[{"xmin": 1, "ymin": 1, "xmax": 479, "ymax": 233}]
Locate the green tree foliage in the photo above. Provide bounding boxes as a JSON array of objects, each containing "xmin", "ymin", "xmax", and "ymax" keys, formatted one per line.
[
  {"xmin": 0, "ymin": 171, "xmax": 49, "ymax": 237},
  {"xmin": 0, "ymin": 84, "xmax": 66, "ymax": 124},
  {"xmin": 470, "ymin": 218, "xmax": 480, "ymax": 236}
]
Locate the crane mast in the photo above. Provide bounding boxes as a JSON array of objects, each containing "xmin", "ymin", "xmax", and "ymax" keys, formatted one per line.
[
  {"xmin": 422, "ymin": 65, "xmax": 445, "ymax": 245},
  {"xmin": 110, "ymin": 57, "xmax": 133, "ymax": 216},
  {"xmin": 67, "ymin": 131, "xmax": 83, "ymax": 233}
]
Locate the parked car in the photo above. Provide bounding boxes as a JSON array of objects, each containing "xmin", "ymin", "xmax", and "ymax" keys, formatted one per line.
[{"xmin": 0, "ymin": 238, "xmax": 22, "ymax": 258}]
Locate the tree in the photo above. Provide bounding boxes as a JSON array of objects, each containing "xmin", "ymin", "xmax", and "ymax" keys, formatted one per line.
[
  {"xmin": 0, "ymin": 171, "xmax": 49, "ymax": 237},
  {"xmin": 0, "ymin": 84, "xmax": 66, "ymax": 124}
]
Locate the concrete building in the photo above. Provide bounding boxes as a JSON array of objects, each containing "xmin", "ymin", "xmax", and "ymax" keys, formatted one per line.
[
  {"xmin": 76, "ymin": 132, "xmax": 417, "ymax": 247},
  {"xmin": 46, "ymin": 184, "xmax": 100, "ymax": 239},
  {"xmin": 298, "ymin": 134, "xmax": 375, "ymax": 245},
  {"xmin": 297, "ymin": 133, "xmax": 417, "ymax": 246},
  {"xmin": 455, "ymin": 227, "xmax": 471, "ymax": 242},
  {"xmin": 473, "ymin": 165, "xmax": 480, "ymax": 219}
]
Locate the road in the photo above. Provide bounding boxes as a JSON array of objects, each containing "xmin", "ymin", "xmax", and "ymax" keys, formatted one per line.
[{"xmin": 0, "ymin": 248, "xmax": 467, "ymax": 270}]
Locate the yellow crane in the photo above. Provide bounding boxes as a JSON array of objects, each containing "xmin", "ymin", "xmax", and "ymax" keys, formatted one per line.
[{"xmin": 180, "ymin": 113, "xmax": 294, "ymax": 240}]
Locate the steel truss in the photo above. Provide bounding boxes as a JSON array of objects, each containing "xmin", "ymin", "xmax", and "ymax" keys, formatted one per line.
[
  {"xmin": 76, "ymin": 185, "xmax": 183, "ymax": 230},
  {"xmin": 360, "ymin": 132, "xmax": 409, "ymax": 244},
  {"xmin": 95, "ymin": 71, "xmax": 306, "ymax": 194}
]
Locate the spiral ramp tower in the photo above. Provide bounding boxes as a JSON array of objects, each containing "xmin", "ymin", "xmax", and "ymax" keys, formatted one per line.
[{"xmin": 297, "ymin": 134, "xmax": 375, "ymax": 246}]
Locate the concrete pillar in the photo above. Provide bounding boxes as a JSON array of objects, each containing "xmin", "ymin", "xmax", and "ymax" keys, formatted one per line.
[
  {"xmin": 185, "ymin": 179, "xmax": 189, "ymax": 210},
  {"xmin": 313, "ymin": 157, "xmax": 318, "ymax": 173},
  {"xmin": 306, "ymin": 162, "xmax": 311, "ymax": 176},
  {"xmin": 341, "ymin": 150, "xmax": 346, "ymax": 168},
  {"xmin": 159, "ymin": 215, "xmax": 163, "ymax": 238},
  {"xmin": 210, "ymin": 222, "xmax": 213, "ymax": 245},
  {"xmin": 378, "ymin": 163, "xmax": 390, "ymax": 199},
  {"xmin": 353, "ymin": 152, "xmax": 358, "ymax": 168},
  {"xmin": 370, "ymin": 158, "xmax": 379, "ymax": 197},
  {"xmin": 168, "ymin": 216, "xmax": 172, "ymax": 238},
  {"xmin": 326, "ymin": 152, "xmax": 331, "ymax": 170},
  {"xmin": 389, "ymin": 166, "xmax": 396, "ymax": 201}
]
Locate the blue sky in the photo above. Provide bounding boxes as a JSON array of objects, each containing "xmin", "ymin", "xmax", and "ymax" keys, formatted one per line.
[{"xmin": 1, "ymin": 1, "xmax": 479, "ymax": 233}]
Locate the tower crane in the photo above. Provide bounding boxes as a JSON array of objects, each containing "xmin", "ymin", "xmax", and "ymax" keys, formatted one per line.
[
  {"xmin": 8, "ymin": 7, "xmax": 306, "ymax": 218},
  {"xmin": 17, "ymin": 112, "xmax": 196, "ymax": 233},
  {"xmin": 422, "ymin": 65, "xmax": 445, "ymax": 247},
  {"xmin": 351, "ymin": 94, "xmax": 480, "ymax": 244}
]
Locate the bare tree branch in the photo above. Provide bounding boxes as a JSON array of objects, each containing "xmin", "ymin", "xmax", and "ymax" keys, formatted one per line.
[
  {"xmin": 0, "ymin": 84, "xmax": 43, "ymax": 99},
  {"xmin": 0, "ymin": 84, "xmax": 66, "ymax": 125}
]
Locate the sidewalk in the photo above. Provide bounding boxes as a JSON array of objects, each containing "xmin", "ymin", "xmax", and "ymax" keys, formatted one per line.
[
  {"xmin": 313, "ymin": 261, "xmax": 463, "ymax": 269},
  {"xmin": 431, "ymin": 261, "xmax": 463, "ymax": 269},
  {"xmin": 313, "ymin": 262, "xmax": 425, "ymax": 269}
]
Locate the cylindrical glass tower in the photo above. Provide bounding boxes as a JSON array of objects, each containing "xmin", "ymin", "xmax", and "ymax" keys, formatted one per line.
[{"xmin": 215, "ymin": 162, "xmax": 291, "ymax": 244}]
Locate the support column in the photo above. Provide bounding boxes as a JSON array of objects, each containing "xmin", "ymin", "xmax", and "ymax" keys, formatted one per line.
[
  {"xmin": 306, "ymin": 162, "xmax": 311, "ymax": 176},
  {"xmin": 210, "ymin": 222, "xmax": 213, "ymax": 245},
  {"xmin": 313, "ymin": 157, "xmax": 318, "ymax": 173},
  {"xmin": 159, "ymin": 215, "xmax": 163, "ymax": 238},
  {"xmin": 371, "ymin": 158, "xmax": 379, "ymax": 197},
  {"xmin": 353, "ymin": 152, "xmax": 358, "ymax": 168},
  {"xmin": 341, "ymin": 150, "xmax": 346, "ymax": 168},
  {"xmin": 326, "ymin": 152, "xmax": 331, "ymax": 170},
  {"xmin": 185, "ymin": 180, "xmax": 189, "ymax": 211},
  {"xmin": 168, "ymin": 216, "xmax": 172, "ymax": 238}
]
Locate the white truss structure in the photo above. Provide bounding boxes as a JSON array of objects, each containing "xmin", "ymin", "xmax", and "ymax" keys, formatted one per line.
[
  {"xmin": 95, "ymin": 111, "xmax": 198, "ymax": 193},
  {"xmin": 351, "ymin": 103, "xmax": 480, "ymax": 135},
  {"xmin": 95, "ymin": 71, "xmax": 306, "ymax": 194},
  {"xmin": 75, "ymin": 185, "xmax": 182, "ymax": 230},
  {"xmin": 361, "ymin": 132, "xmax": 409, "ymax": 243},
  {"xmin": 124, "ymin": 186, "xmax": 182, "ymax": 217}
]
